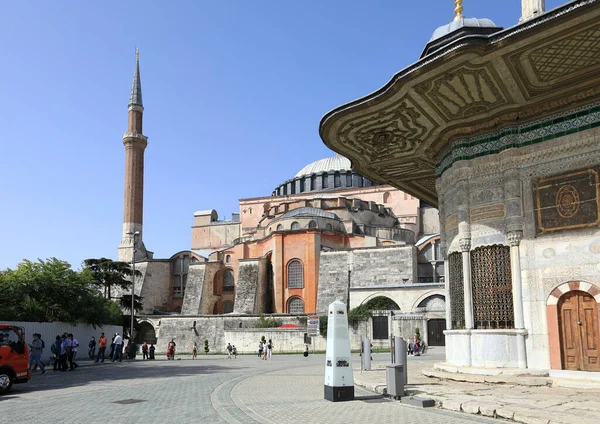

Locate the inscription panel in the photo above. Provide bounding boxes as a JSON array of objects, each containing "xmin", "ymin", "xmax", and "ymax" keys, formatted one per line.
[
  {"xmin": 470, "ymin": 203, "xmax": 506, "ymax": 223},
  {"xmin": 535, "ymin": 168, "xmax": 600, "ymax": 234}
]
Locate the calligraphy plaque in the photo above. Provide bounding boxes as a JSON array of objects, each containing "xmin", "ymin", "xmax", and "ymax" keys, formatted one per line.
[
  {"xmin": 470, "ymin": 203, "xmax": 506, "ymax": 222},
  {"xmin": 535, "ymin": 168, "xmax": 600, "ymax": 234}
]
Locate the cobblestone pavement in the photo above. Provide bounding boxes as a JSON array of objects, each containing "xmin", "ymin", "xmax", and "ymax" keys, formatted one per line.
[
  {"xmin": 1, "ymin": 353, "xmax": 498, "ymax": 424},
  {"xmin": 354, "ymin": 348, "xmax": 600, "ymax": 424}
]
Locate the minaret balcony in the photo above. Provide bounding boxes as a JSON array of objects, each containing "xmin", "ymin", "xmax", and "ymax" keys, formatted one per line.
[{"xmin": 122, "ymin": 131, "xmax": 148, "ymax": 142}]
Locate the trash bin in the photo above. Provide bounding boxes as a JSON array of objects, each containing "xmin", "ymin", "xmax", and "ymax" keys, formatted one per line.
[{"xmin": 386, "ymin": 364, "xmax": 405, "ymax": 398}]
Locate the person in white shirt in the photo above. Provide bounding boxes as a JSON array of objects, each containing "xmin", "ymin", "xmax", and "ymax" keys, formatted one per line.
[
  {"xmin": 112, "ymin": 333, "xmax": 123, "ymax": 362},
  {"xmin": 67, "ymin": 333, "xmax": 79, "ymax": 370},
  {"xmin": 267, "ymin": 339, "xmax": 273, "ymax": 360}
]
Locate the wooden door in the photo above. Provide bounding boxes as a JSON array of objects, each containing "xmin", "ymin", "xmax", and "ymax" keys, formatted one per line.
[
  {"xmin": 558, "ymin": 291, "xmax": 600, "ymax": 371},
  {"xmin": 427, "ymin": 319, "xmax": 446, "ymax": 346}
]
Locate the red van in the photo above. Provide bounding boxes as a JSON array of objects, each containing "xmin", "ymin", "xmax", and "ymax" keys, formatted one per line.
[{"xmin": 0, "ymin": 325, "xmax": 30, "ymax": 394}]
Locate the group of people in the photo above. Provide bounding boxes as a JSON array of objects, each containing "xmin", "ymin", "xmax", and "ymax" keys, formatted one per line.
[
  {"xmin": 226, "ymin": 343, "xmax": 238, "ymax": 359},
  {"xmin": 257, "ymin": 339, "xmax": 273, "ymax": 360},
  {"xmin": 407, "ymin": 337, "xmax": 425, "ymax": 356}
]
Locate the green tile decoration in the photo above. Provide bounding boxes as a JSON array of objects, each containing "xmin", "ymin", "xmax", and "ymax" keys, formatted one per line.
[{"xmin": 436, "ymin": 103, "xmax": 600, "ymax": 177}]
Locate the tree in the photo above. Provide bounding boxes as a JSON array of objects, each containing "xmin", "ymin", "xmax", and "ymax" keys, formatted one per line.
[
  {"xmin": 118, "ymin": 294, "xmax": 144, "ymax": 313},
  {"xmin": 83, "ymin": 258, "xmax": 139, "ymax": 299},
  {"xmin": 204, "ymin": 339, "xmax": 210, "ymax": 354},
  {"xmin": 0, "ymin": 258, "xmax": 120, "ymax": 327}
]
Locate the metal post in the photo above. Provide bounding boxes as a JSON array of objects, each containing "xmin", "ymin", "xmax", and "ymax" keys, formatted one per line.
[{"xmin": 395, "ymin": 336, "xmax": 407, "ymax": 385}]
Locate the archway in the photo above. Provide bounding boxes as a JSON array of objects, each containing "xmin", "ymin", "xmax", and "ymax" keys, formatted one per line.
[
  {"xmin": 547, "ymin": 281, "xmax": 600, "ymax": 371},
  {"xmin": 136, "ymin": 321, "xmax": 157, "ymax": 345},
  {"xmin": 361, "ymin": 296, "xmax": 400, "ymax": 310}
]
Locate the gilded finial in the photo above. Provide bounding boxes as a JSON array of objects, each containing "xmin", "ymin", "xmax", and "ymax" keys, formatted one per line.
[{"xmin": 454, "ymin": 0, "xmax": 464, "ymax": 21}]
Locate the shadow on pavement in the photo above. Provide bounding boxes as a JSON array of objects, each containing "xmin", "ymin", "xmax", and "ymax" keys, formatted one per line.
[{"xmin": 4, "ymin": 360, "xmax": 246, "ymax": 398}]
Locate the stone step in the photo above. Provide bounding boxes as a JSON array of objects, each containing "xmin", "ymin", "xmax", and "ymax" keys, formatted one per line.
[{"xmin": 423, "ymin": 368, "xmax": 552, "ymax": 387}]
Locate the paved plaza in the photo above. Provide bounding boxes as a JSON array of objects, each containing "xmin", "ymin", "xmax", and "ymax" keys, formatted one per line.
[{"xmin": 2, "ymin": 352, "xmax": 497, "ymax": 424}]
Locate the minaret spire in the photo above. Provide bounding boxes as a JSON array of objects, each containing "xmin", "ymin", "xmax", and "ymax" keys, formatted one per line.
[
  {"xmin": 129, "ymin": 48, "xmax": 143, "ymax": 108},
  {"xmin": 119, "ymin": 49, "xmax": 151, "ymax": 262}
]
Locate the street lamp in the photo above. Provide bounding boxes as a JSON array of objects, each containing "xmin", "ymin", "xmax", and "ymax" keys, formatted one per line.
[{"xmin": 127, "ymin": 231, "xmax": 139, "ymax": 351}]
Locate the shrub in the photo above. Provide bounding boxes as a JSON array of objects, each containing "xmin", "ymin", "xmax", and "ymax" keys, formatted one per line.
[
  {"xmin": 255, "ymin": 314, "xmax": 282, "ymax": 328},
  {"xmin": 204, "ymin": 339, "xmax": 209, "ymax": 354}
]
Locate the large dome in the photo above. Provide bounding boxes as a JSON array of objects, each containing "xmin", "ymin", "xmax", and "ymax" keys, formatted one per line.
[
  {"xmin": 294, "ymin": 155, "xmax": 352, "ymax": 178},
  {"xmin": 272, "ymin": 154, "xmax": 379, "ymax": 196}
]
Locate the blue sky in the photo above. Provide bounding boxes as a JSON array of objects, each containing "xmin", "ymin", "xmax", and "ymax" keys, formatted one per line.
[{"xmin": 0, "ymin": 1, "xmax": 565, "ymax": 270}]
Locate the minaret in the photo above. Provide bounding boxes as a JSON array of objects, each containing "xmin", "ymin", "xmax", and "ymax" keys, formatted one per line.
[{"xmin": 118, "ymin": 49, "xmax": 150, "ymax": 262}]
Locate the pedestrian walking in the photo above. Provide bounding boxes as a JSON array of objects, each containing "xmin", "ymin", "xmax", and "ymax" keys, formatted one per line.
[
  {"xmin": 112, "ymin": 333, "xmax": 123, "ymax": 362},
  {"xmin": 226, "ymin": 343, "xmax": 233, "ymax": 359},
  {"xmin": 232, "ymin": 345, "xmax": 238, "ymax": 359},
  {"xmin": 88, "ymin": 336, "xmax": 96, "ymax": 360},
  {"xmin": 96, "ymin": 333, "xmax": 107, "ymax": 363},
  {"xmin": 28, "ymin": 333, "xmax": 47, "ymax": 375},
  {"xmin": 304, "ymin": 342, "xmax": 309, "ymax": 357},
  {"xmin": 408, "ymin": 339, "xmax": 414, "ymax": 356},
  {"xmin": 52, "ymin": 335, "xmax": 61, "ymax": 371},
  {"xmin": 58, "ymin": 334, "xmax": 69, "ymax": 371},
  {"xmin": 192, "ymin": 342, "xmax": 197, "ymax": 359},
  {"xmin": 67, "ymin": 333, "xmax": 79, "ymax": 370},
  {"xmin": 258, "ymin": 341, "xmax": 264, "ymax": 358},
  {"xmin": 149, "ymin": 344, "xmax": 155, "ymax": 360},
  {"xmin": 142, "ymin": 342, "xmax": 149, "ymax": 360},
  {"xmin": 263, "ymin": 342, "xmax": 268, "ymax": 360},
  {"xmin": 167, "ymin": 339, "xmax": 176, "ymax": 360},
  {"xmin": 267, "ymin": 339, "xmax": 273, "ymax": 360}
]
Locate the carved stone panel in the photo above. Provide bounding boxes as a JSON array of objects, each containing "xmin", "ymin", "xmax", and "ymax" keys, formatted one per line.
[
  {"xmin": 337, "ymin": 95, "xmax": 436, "ymax": 164},
  {"xmin": 534, "ymin": 167, "xmax": 600, "ymax": 234},
  {"xmin": 415, "ymin": 62, "xmax": 510, "ymax": 121}
]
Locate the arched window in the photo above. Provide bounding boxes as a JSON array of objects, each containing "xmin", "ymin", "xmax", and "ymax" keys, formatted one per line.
[
  {"xmin": 346, "ymin": 171, "xmax": 352, "ymax": 187},
  {"xmin": 300, "ymin": 178, "xmax": 305, "ymax": 192},
  {"xmin": 225, "ymin": 254, "xmax": 231, "ymax": 263},
  {"xmin": 311, "ymin": 175, "xmax": 317, "ymax": 191},
  {"xmin": 334, "ymin": 172, "xmax": 341, "ymax": 188},
  {"xmin": 283, "ymin": 185, "xmax": 287, "ymax": 195},
  {"xmin": 322, "ymin": 174, "xmax": 329, "ymax": 189},
  {"xmin": 291, "ymin": 221, "xmax": 300, "ymax": 231},
  {"xmin": 287, "ymin": 260, "xmax": 304, "ymax": 288},
  {"xmin": 290, "ymin": 183, "xmax": 296, "ymax": 194},
  {"xmin": 308, "ymin": 220, "xmax": 317, "ymax": 229},
  {"xmin": 276, "ymin": 224, "xmax": 283, "ymax": 231},
  {"xmin": 172, "ymin": 255, "xmax": 190, "ymax": 298},
  {"xmin": 326, "ymin": 223, "xmax": 333, "ymax": 231},
  {"xmin": 223, "ymin": 269, "xmax": 235, "ymax": 293},
  {"xmin": 223, "ymin": 301, "xmax": 234, "ymax": 313},
  {"xmin": 288, "ymin": 297, "xmax": 305, "ymax": 314}
]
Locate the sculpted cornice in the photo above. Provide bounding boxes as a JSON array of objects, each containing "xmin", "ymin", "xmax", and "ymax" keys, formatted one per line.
[{"xmin": 320, "ymin": 0, "xmax": 600, "ymax": 208}]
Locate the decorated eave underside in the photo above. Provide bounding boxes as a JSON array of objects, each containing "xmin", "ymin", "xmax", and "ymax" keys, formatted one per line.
[{"xmin": 319, "ymin": 0, "xmax": 600, "ymax": 207}]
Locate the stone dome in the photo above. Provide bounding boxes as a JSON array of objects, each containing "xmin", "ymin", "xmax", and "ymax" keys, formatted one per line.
[
  {"xmin": 294, "ymin": 155, "xmax": 352, "ymax": 178},
  {"xmin": 429, "ymin": 17, "xmax": 498, "ymax": 42}
]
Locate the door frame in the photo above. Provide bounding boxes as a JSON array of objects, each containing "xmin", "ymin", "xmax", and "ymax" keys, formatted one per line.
[
  {"xmin": 427, "ymin": 318, "xmax": 446, "ymax": 346},
  {"xmin": 546, "ymin": 281, "xmax": 600, "ymax": 370}
]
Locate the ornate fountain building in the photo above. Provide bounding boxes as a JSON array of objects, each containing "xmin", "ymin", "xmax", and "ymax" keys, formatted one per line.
[{"xmin": 320, "ymin": 0, "xmax": 600, "ymax": 375}]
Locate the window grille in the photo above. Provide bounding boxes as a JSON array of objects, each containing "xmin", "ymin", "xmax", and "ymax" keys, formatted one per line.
[
  {"xmin": 288, "ymin": 297, "xmax": 304, "ymax": 314},
  {"xmin": 223, "ymin": 269, "xmax": 235, "ymax": 293},
  {"xmin": 300, "ymin": 178, "xmax": 305, "ymax": 192},
  {"xmin": 172, "ymin": 255, "xmax": 189, "ymax": 298},
  {"xmin": 311, "ymin": 175, "xmax": 317, "ymax": 190},
  {"xmin": 291, "ymin": 221, "xmax": 300, "ymax": 231},
  {"xmin": 448, "ymin": 252, "xmax": 465, "ymax": 329},
  {"xmin": 326, "ymin": 223, "xmax": 333, "ymax": 231},
  {"xmin": 287, "ymin": 260, "xmax": 304, "ymax": 288},
  {"xmin": 372, "ymin": 316, "xmax": 389, "ymax": 339},
  {"xmin": 322, "ymin": 174, "xmax": 329, "ymax": 188},
  {"xmin": 471, "ymin": 245, "xmax": 514, "ymax": 329},
  {"xmin": 308, "ymin": 220, "xmax": 317, "ymax": 229}
]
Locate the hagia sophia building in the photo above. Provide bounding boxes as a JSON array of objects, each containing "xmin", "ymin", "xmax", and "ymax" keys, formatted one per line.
[{"xmin": 116, "ymin": 50, "xmax": 447, "ymax": 348}]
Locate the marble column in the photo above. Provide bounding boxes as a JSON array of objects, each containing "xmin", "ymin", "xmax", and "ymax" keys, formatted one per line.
[
  {"xmin": 508, "ymin": 230, "xmax": 528, "ymax": 368},
  {"xmin": 460, "ymin": 238, "xmax": 474, "ymax": 330},
  {"xmin": 443, "ymin": 259, "xmax": 452, "ymax": 330}
]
